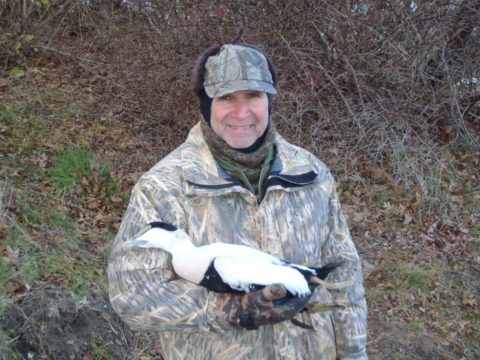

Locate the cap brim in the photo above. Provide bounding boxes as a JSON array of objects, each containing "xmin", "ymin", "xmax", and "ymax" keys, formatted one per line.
[{"xmin": 205, "ymin": 80, "xmax": 277, "ymax": 98}]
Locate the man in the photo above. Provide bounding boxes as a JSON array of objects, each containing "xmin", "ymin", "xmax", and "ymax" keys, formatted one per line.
[{"xmin": 108, "ymin": 42, "xmax": 368, "ymax": 359}]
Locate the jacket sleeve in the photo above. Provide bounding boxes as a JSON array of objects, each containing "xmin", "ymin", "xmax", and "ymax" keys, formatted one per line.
[
  {"xmin": 107, "ymin": 178, "xmax": 224, "ymax": 333},
  {"xmin": 322, "ymin": 176, "xmax": 368, "ymax": 360}
]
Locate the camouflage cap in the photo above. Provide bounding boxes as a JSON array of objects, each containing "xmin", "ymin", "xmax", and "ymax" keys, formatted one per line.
[{"xmin": 203, "ymin": 44, "xmax": 277, "ymax": 98}]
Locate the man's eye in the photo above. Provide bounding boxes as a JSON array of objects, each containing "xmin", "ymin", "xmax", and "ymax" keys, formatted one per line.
[
  {"xmin": 217, "ymin": 94, "xmax": 233, "ymax": 101},
  {"xmin": 247, "ymin": 91, "xmax": 262, "ymax": 99}
]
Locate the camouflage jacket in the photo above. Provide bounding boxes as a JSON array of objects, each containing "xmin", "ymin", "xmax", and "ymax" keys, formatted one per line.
[{"xmin": 108, "ymin": 123, "xmax": 368, "ymax": 360}]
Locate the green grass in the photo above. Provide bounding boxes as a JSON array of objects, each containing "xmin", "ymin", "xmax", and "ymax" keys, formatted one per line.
[
  {"xmin": 33, "ymin": 90, "xmax": 53, "ymax": 106},
  {"xmin": 389, "ymin": 260, "xmax": 440, "ymax": 291},
  {"xmin": 0, "ymin": 103, "xmax": 51, "ymax": 185},
  {"xmin": 48, "ymin": 146, "xmax": 94, "ymax": 195},
  {"xmin": 42, "ymin": 252, "xmax": 106, "ymax": 295},
  {"xmin": 0, "ymin": 330, "xmax": 19, "ymax": 360},
  {"xmin": 16, "ymin": 195, "xmax": 43, "ymax": 226},
  {"xmin": 13, "ymin": 193, "xmax": 83, "ymax": 244},
  {"xmin": 0, "ymin": 138, "xmax": 116, "ymax": 298},
  {"xmin": 0, "ymin": 295, "xmax": 7, "ymax": 320},
  {"xmin": 406, "ymin": 321, "xmax": 425, "ymax": 332},
  {"xmin": 92, "ymin": 342, "xmax": 114, "ymax": 360},
  {"xmin": 0, "ymin": 257, "xmax": 16, "ymax": 319},
  {"xmin": 49, "ymin": 209, "xmax": 79, "ymax": 241},
  {"xmin": 367, "ymin": 187, "xmax": 407, "ymax": 208},
  {"xmin": 398, "ymin": 263, "xmax": 428, "ymax": 289},
  {"xmin": 47, "ymin": 145, "xmax": 125, "ymax": 212},
  {"xmin": 2, "ymin": 233, "xmax": 106, "ymax": 300},
  {"xmin": 0, "ymin": 185, "xmax": 109, "ymax": 303},
  {"xmin": 18, "ymin": 253, "xmax": 45, "ymax": 284},
  {"xmin": 0, "ymin": 257, "xmax": 16, "ymax": 293},
  {"xmin": 365, "ymin": 286, "xmax": 386, "ymax": 306},
  {"xmin": 379, "ymin": 256, "xmax": 478, "ymax": 346},
  {"xmin": 0, "ymin": 105, "xmax": 15, "ymax": 126},
  {"xmin": 0, "ymin": 82, "xmax": 129, "ymax": 360},
  {"xmin": 1, "ymin": 228, "xmax": 48, "ymax": 292}
]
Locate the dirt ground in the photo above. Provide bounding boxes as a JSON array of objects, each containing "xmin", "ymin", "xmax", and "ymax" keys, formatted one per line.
[
  {"xmin": 1, "ymin": 284, "xmax": 136, "ymax": 359},
  {"xmin": 0, "ymin": 281, "xmax": 466, "ymax": 359},
  {"xmin": 0, "ymin": 283, "xmax": 167, "ymax": 359}
]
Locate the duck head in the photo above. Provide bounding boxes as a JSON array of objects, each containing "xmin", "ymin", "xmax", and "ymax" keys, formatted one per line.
[{"xmin": 122, "ymin": 222, "xmax": 194, "ymax": 254}]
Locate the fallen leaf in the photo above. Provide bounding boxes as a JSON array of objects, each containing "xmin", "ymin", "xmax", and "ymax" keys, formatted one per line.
[
  {"xmin": 0, "ymin": 220, "xmax": 8, "ymax": 239},
  {"xmin": 403, "ymin": 213, "xmax": 413, "ymax": 225},
  {"xmin": 428, "ymin": 309, "xmax": 438, "ymax": 320},
  {"xmin": 457, "ymin": 320, "xmax": 470, "ymax": 332},
  {"xmin": 406, "ymin": 292, "xmax": 415, "ymax": 302},
  {"xmin": 362, "ymin": 260, "xmax": 376, "ymax": 279},
  {"xmin": 111, "ymin": 195, "xmax": 123, "ymax": 204},
  {"xmin": 6, "ymin": 246, "xmax": 20, "ymax": 264},
  {"xmin": 379, "ymin": 282, "xmax": 394, "ymax": 289},
  {"xmin": 382, "ymin": 201, "xmax": 392, "ymax": 210},
  {"xmin": 5, "ymin": 280, "xmax": 23, "ymax": 293},
  {"xmin": 35, "ymin": 152, "xmax": 49, "ymax": 168},
  {"xmin": 463, "ymin": 298, "xmax": 477, "ymax": 308},
  {"xmin": 449, "ymin": 188, "xmax": 464, "ymax": 195},
  {"xmin": 0, "ymin": 78, "xmax": 9, "ymax": 88}
]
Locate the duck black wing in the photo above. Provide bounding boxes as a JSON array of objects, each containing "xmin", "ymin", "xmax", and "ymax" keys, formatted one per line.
[
  {"xmin": 198, "ymin": 259, "xmax": 261, "ymax": 293},
  {"xmin": 199, "ymin": 260, "xmax": 234, "ymax": 293}
]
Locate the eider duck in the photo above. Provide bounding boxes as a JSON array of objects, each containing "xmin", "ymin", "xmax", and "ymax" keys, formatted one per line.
[{"xmin": 123, "ymin": 222, "xmax": 342, "ymax": 300}]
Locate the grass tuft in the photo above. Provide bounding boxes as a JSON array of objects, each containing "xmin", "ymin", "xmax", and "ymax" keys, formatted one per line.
[
  {"xmin": 48, "ymin": 146, "xmax": 94, "ymax": 195},
  {"xmin": 0, "ymin": 105, "xmax": 15, "ymax": 126},
  {"xmin": 0, "ymin": 330, "xmax": 19, "ymax": 360},
  {"xmin": 92, "ymin": 342, "xmax": 114, "ymax": 360},
  {"xmin": 391, "ymin": 262, "xmax": 431, "ymax": 291},
  {"xmin": 0, "ymin": 257, "xmax": 15, "ymax": 295}
]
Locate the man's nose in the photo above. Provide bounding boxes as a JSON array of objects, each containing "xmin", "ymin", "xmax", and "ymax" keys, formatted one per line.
[{"xmin": 232, "ymin": 100, "xmax": 250, "ymax": 118}]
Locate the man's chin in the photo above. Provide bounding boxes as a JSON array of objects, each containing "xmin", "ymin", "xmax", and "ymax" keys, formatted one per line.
[{"xmin": 227, "ymin": 139, "xmax": 256, "ymax": 149}]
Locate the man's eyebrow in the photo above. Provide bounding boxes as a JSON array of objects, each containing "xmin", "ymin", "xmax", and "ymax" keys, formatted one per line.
[{"xmin": 217, "ymin": 93, "xmax": 233, "ymax": 100}]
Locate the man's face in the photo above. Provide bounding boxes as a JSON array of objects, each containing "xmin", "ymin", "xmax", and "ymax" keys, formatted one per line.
[{"xmin": 210, "ymin": 90, "xmax": 269, "ymax": 149}]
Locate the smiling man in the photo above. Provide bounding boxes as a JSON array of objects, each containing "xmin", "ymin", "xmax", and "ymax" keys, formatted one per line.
[
  {"xmin": 211, "ymin": 90, "xmax": 268, "ymax": 149},
  {"xmin": 108, "ymin": 42, "xmax": 368, "ymax": 359}
]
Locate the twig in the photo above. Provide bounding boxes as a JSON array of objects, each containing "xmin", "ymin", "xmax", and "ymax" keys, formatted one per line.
[{"xmin": 34, "ymin": 45, "xmax": 105, "ymax": 65}]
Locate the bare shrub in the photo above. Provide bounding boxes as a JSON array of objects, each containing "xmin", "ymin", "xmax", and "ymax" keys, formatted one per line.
[{"xmin": 1, "ymin": 0, "xmax": 478, "ymax": 207}]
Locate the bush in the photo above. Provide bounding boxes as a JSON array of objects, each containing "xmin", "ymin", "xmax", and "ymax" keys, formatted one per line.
[{"xmin": 1, "ymin": 0, "xmax": 479, "ymax": 205}]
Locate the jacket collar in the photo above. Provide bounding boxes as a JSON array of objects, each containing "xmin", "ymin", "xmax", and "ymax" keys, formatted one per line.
[{"xmin": 181, "ymin": 122, "xmax": 317, "ymax": 195}]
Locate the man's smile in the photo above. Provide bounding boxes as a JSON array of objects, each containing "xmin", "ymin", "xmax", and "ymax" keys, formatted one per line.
[{"xmin": 227, "ymin": 124, "xmax": 254, "ymax": 129}]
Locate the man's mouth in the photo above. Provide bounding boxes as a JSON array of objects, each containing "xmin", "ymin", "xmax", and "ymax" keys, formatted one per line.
[{"xmin": 228, "ymin": 124, "xmax": 253, "ymax": 129}]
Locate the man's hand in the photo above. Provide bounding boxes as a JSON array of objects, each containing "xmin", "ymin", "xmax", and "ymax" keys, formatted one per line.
[{"xmin": 216, "ymin": 284, "xmax": 312, "ymax": 330}]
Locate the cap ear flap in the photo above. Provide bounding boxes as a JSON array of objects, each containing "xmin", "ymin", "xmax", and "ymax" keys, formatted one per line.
[
  {"xmin": 265, "ymin": 54, "xmax": 277, "ymax": 89},
  {"xmin": 191, "ymin": 44, "xmax": 222, "ymax": 96}
]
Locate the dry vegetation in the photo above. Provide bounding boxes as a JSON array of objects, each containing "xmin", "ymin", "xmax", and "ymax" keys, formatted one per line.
[{"xmin": 0, "ymin": 0, "xmax": 479, "ymax": 359}]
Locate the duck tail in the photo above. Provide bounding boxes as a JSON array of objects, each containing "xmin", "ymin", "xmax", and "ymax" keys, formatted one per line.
[
  {"xmin": 312, "ymin": 261, "xmax": 343, "ymax": 279},
  {"xmin": 308, "ymin": 261, "xmax": 353, "ymax": 290}
]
